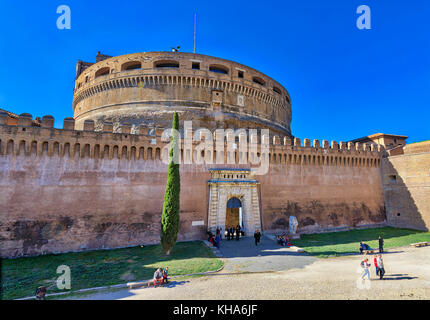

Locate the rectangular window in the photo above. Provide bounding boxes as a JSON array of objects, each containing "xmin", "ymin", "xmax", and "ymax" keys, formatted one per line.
[
  {"xmin": 238, "ymin": 70, "xmax": 244, "ymax": 78},
  {"xmin": 389, "ymin": 175, "xmax": 397, "ymax": 183},
  {"xmin": 192, "ymin": 62, "xmax": 200, "ymax": 70}
]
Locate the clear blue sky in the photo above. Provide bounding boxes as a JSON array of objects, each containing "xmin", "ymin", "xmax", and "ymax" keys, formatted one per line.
[{"xmin": 0, "ymin": 0, "xmax": 429, "ymax": 143}]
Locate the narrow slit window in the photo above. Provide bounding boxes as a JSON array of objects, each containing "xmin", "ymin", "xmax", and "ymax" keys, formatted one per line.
[{"xmin": 209, "ymin": 64, "xmax": 228, "ymax": 74}]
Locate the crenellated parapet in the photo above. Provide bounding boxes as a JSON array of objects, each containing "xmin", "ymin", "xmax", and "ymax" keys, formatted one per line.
[
  {"xmin": 0, "ymin": 113, "xmax": 168, "ymax": 161},
  {"xmin": 268, "ymin": 135, "xmax": 384, "ymax": 167},
  {"xmin": 0, "ymin": 113, "xmax": 384, "ymax": 168}
]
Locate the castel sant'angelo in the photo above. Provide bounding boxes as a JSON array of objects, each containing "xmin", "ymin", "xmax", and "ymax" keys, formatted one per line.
[{"xmin": 0, "ymin": 51, "xmax": 429, "ymax": 258}]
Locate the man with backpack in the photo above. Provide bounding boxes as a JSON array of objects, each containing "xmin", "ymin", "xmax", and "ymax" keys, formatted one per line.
[{"xmin": 361, "ymin": 258, "xmax": 371, "ymax": 280}]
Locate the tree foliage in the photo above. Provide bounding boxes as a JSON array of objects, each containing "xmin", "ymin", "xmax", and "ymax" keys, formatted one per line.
[{"xmin": 161, "ymin": 112, "xmax": 180, "ymax": 254}]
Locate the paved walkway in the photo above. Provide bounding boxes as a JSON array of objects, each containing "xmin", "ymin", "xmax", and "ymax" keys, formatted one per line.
[
  {"xmin": 66, "ymin": 246, "xmax": 430, "ymax": 300},
  {"xmin": 217, "ymin": 235, "xmax": 315, "ymax": 273}
]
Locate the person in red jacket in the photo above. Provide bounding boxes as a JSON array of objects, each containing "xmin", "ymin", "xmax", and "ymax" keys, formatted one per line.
[{"xmin": 373, "ymin": 255, "xmax": 379, "ymax": 276}]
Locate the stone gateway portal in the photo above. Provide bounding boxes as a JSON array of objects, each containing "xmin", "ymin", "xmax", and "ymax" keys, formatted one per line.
[{"xmin": 207, "ymin": 169, "xmax": 261, "ymax": 235}]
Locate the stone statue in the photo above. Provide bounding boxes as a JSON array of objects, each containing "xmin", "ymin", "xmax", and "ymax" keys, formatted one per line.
[{"xmin": 289, "ymin": 216, "xmax": 298, "ymax": 235}]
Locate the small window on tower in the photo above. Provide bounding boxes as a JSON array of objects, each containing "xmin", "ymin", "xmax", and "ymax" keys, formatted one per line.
[{"xmin": 192, "ymin": 62, "xmax": 200, "ymax": 70}]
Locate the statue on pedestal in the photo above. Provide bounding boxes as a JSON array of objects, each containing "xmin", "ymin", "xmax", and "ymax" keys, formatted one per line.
[{"xmin": 289, "ymin": 216, "xmax": 299, "ymax": 238}]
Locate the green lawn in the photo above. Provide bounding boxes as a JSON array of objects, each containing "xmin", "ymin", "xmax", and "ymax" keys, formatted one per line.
[
  {"xmin": 294, "ymin": 227, "xmax": 430, "ymax": 258},
  {"xmin": 0, "ymin": 241, "xmax": 223, "ymax": 300}
]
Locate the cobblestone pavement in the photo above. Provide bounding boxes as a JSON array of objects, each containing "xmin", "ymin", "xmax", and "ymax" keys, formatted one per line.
[{"xmin": 67, "ymin": 244, "xmax": 430, "ymax": 300}]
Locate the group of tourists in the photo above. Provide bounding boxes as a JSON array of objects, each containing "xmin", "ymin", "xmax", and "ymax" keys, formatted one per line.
[
  {"xmin": 226, "ymin": 225, "xmax": 245, "ymax": 241},
  {"xmin": 359, "ymin": 236, "xmax": 384, "ymax": 254},
  {"xmin": 276, "ymin": 234, "xmax": 292, "ymax": 247},
  {"xmin": 153, "ymin": 267, "xmax": 169, "ymax": 287},
  {"xmin": 208, "ymin": 226, "xmax": 262, "ymax": 248},
  {"xmin": 361, "ymin": 254, "xmax": 386, "ymax": 280},
  {"xmin": 360, "ymin": 235, "xmax": 386, "ymax": 280},
  {"xmin": 208, "ymin": 227, "xmax": 224, "ymax": 248},
  {"xmin": 208, "ymin": 225, "xmax": 246, "ymax": 248}
]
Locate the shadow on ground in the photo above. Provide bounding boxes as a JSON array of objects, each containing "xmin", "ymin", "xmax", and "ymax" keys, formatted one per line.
[
  {"xmin": 217, "ymin": 236, "xmax": 316, "ymax": 273},
  {"xmin": 77, "ymin": 280, "xmax": 190, "ymax": 300},
  {"xmin": 383, "ymin": 274, "xmax": 418, "ymax": 281}
]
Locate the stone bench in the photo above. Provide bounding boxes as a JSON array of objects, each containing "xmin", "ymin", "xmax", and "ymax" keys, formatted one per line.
[
  {"xmin": 127, "ymin": 278, "xmax": 165, "ymax": 289},
  {"xmin": 410, "ymin": 242, "xmax": 430, "ymax": 248}
]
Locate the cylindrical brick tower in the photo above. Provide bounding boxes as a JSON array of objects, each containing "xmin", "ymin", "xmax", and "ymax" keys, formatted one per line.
[{"xmin": 73, "ymin": 51, "xmax": 292, "ymax": 136}]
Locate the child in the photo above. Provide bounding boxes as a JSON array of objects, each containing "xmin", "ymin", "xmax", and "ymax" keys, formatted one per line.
[{"xmin": 162, "ymin": 267, "xmax": 169, "ymax": 284}]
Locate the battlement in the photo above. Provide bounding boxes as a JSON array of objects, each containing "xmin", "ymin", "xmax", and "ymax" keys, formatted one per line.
[{"xmin": 0, "ymin": 113, "xmax": 384, "ymax": 168}]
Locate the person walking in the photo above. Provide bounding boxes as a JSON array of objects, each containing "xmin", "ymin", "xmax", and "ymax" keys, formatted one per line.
[
  {"xmin": 378, "ymin": 236, "xmax": 384, "ymax": 253},
  {"xmin": 235, "ymin": 225, "xmax": 241, "ymax": 241},
  {"xmin": 226, "ymin": 227, "xmax": 231, "ymax": 241},
  {"xmin": 373, "ymin": 255, "xmax": 379, "ymax": 276},
  {"xmin": 361, "ymin": 258, "xmax": 371, "ymax": 280},
  {"xmin": 254, "ymin": 230, "xmax": 261, "ymax": 246},
  {"xmin": 377, "ymin": 255, "xmax": 385, "ymax": 279},
  {"xmin": 215, "ymin": 233, "xmax": 221, "ymax": 248}
]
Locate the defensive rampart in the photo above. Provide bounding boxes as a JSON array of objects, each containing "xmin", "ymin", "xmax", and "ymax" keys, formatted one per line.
[{"xmin": 0, "ymin": 113, "xmax": 386, "ymax": 257}]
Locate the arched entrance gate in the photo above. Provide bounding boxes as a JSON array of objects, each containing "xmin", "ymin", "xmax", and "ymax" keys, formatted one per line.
[
  {"xmin": 226, "ymin": 197, "xmax": 242, "ymax": 228},
  {"xmin": 207, "ymin": 168, "xmax": 261, "ymax": 235}
]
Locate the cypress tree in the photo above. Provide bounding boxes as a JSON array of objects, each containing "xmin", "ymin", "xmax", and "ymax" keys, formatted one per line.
[{"xmin": 161, "ymin": 112, "xmax": 180, "ymax": 255}]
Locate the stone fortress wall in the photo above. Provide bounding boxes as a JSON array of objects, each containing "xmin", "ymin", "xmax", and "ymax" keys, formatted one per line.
[
  {"xmin": 382, "ymin": 141, "xmax": 430, "ymax": 231},
  {"xmin": 72, "ymin": 52, "xmax": 292, "ymax": 137},
  {"xmin": 0, "ymin": 112, "xmax": 385, "ymax": 257}
]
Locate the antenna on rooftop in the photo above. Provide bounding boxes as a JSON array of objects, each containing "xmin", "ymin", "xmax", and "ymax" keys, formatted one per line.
[{"xmin": 193, "ymin": 13, "xmax": 197, "ymax": 53}]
